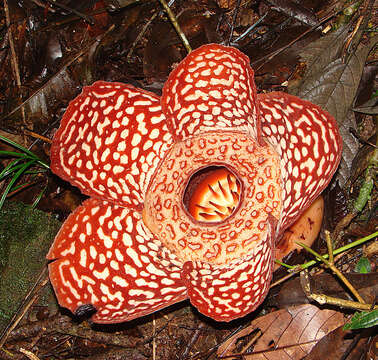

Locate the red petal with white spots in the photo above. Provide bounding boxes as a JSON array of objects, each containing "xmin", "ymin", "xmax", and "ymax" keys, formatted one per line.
[
  {"xmin": 50, "ymin": 81, "xmax": 173, "ymax": 208},
  {"xmin": 47, "ymin": 198, "xmax": 187, "ymax": 324},
  {"xmin": 181, "ymin": 220, "xmax": 275, "ymax": 322},
  {"xmin": 259, "ymin": 92, "xmax": 342, "ymax": 234},
  {"xmin": 161, "ymin": 44, "xmax": 261, "ymax": 141}
]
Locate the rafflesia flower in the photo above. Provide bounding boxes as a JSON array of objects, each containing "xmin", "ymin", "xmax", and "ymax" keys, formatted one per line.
[{"xmin": 47, "ymin": 44, "xmax": 342, "ymax": 323}]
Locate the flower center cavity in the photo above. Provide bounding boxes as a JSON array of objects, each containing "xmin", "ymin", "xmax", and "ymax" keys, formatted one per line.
[
  {"xmin": 183, "ymin": 166, "xmax": 241, "ymax": 223},
  {"xmin": 143, "ymin": 131, "xmax": 283, "ymax": 264}
]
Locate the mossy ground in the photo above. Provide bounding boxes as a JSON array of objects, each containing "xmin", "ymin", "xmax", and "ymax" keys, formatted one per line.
[{"xmin": 0, "ymin": 201, "xmax": 61, "ymax": 331}]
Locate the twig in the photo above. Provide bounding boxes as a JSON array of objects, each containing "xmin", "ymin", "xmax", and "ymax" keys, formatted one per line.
[
  {"xmin": 127, "ymin": 12, "xmax": 158, "ymax": 61},
  {"xmin": 19, "ymin": 348, "xmax": 41, "ymax": 360},
  {"xmin": 6, "ymin": 181, "xmax": 39, "ymax": 198},
  {"xmin": 344, "ymin": 0, "xmax": 375, "ymax": 58},
  {"xmin": 152, "ymin": 314, "xmax": 156, "ymax": 360},
  {"xmin": 300, "ymin": 270, "xmax": 377, "ymax": 311},
  {"xmin": 240, "ymin": 329, "xmax": 261, "ymax": 354},
  {"xmin": 23, "ymin": 129, "xmax": 53, "ymax": 144},
  {"xmin": 325, "ymin": 230, "xmax": 334, "ymax": 264},
  {"xmin": 296, "ymin": 241, "xmax": 366, "ymax": 303},
  {"xmin": 180, "ymin": 323, "xmax": 205, "ymax": 359},
  {"xmin": 344, "ymin": 15, "xmax": 364, "ymax": 54},
  {"xmin": 46, "ymin": 0, "xmax": 95, "ymax": 25},
  {"xmin": 127, "ymin": 1, "xmax": 177, "ymax": 60},
  {"xmin": 231, "ymin": 13, "xmax": 268, "ymax": 45},
  {"xmin": 271, "ymin": 231, "xmax": 378, "ymax": 288},
  {"xmin": 227, "ymin": 0, "xmax": 242, "ymax": 46},
  {"xmin": 158, "ymin": 0, "xmax": 192, "ymax": 53},
  {"xmin": 276, "ymin": 231, "xmax": 378, "ymax": 271},
  {"xmin": 0, "ymin": 25, "xmax": 115, "ymax": 123},
  {"xmin": 308, "ymin": 294, "xmax": 377, "ymax": 311},
  {"xmin": 252, "ymin": 8, "xmax": 341, "ymax": 71},
  {"xmin": 4, "ymin": 0, "xmax": 26, "ymax": 128},
  {"xmin": 29, "ymin": 0, "xmax": 56, "ymax": 13},
  {"xmin": 270, "ymin": 271, "xmax": 297, "ymax": 288}
]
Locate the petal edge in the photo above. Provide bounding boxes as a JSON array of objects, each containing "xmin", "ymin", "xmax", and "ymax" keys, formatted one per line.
[
  {"xmin": 51, "ymin": 81, "xmax": 173, "ymax": 208},
  {"xmin": 161, "ymin": 44, "xmax": 261, "ymax": 141},
  {"xmin": 48, "ymin": 198, "xmax": 187, "ymax": 324},
  {"xmin": 181, "ymin": 219, "xmax": 276, "ymax": 322},
  {"xmin": 259, "ymin": 92, "xmax": 342, "ymax": 234}
]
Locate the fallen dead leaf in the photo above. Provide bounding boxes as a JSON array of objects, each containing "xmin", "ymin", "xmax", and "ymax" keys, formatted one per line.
[
  {"xmin": 217, "ymin": 304, "xmax": 346, "ymax": 359},
  {"xmin": 303, "ymin": 326, "xmax": 353, "ymax": 360},
  {"xmin": 304, "ymin": 326, "xmax": 376, "ymax": 360}
]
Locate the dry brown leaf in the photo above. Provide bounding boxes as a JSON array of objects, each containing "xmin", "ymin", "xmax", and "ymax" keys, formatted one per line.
[{"xmin": 217, "ymin": 304, "xmax": 346, "ymax": 359}]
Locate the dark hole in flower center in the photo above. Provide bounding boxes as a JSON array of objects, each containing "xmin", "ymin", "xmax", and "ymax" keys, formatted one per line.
[{"xmin": 183, "ymin": 165, "xmax": 241, "ymax": 223}]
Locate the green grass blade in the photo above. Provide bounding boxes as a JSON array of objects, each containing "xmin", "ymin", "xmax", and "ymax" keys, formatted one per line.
[
  {"xmin": 0, "ymin": 150, "xmax": 31, "ymax": 159},
  {"xmin": 6, "ymin": 182, "xmax": 33, "ymax": 193},
  {"xmin": 0, "ymin": 160, "xmax": 37, "ymax": 180},
  {"xmin": 0, "ymin": 135, "xmax": 49, "ymax": 170},
  {"xmin": 0, "ymin": 134, "xmax": 39, "ymax": 158},
  {"xmin": 0, "ymin": 160, "xmax": 34, "ymax": 209},
  {"xmin": 0, "ymin": 158, "xmax": 24, "ymax": 179},
  {"xmin": 36, "ymin": 159, "xmax": 50, "ymax": 169},
  {"xmin": 32, "ymin": 186, "xmax": 47, "ymax": 209}
]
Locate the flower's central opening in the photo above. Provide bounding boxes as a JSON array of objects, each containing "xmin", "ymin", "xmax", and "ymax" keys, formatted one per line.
[
  {"xmin": 183, "ymin": 166, "xmax": 241, "ymax": 223},
  {"xmin": 143, "ymin": 131, "xmax": 283, "ymax": 264}
]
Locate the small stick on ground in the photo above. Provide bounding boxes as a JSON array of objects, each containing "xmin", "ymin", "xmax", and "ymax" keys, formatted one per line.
[
  {"xmin": 296, "ymin": 241, "xmax": 366, "ymax": 304},
  {"xmin": 127, "ymin": 12, "xmax": 158, "ymax": 61},
  {"xmin": 158, "ymin": 0, "xmax": 192, "ymax": 53},
  {"xmin": 24, "ymin": 130, "xmax": 53, "ymax": 144},
  {"xmin": 240, "ymin": 329, "xmax": 262, "ymax": 354},
  {"xmin": 271, "ymin": 231, "xmax": 378, "ymax": 288},
  {"xmin": 227, "ymin": 0, "xmax": 242, "ymax": 46},
  {"xmin": 19, "ymin": 348, "xmax": 41, "ymax": 360},
  {"xmin": 4, "ymin": 0, "xmax": 27, "ymax": 130},
  {"xmin": 152, "ymin": 314, "xmax": 156, "ymax": 360},
  {"xmin": 325, "ymin": 230, "xmax": 334, "ymax": 264},
  {"xmin": 46, "ymin": 0, "xmax": 95, "ymax": 24},
  {"xmin": 252, "ymin": 8, "xmax": 340, "ymax": 71},
  {"xmin": 1, "ymin": 25, "xmax": 115, "ymax": 122},
  {"xmin": 300, "ymin": 270, "xmax": 377, "ymax": 311}
]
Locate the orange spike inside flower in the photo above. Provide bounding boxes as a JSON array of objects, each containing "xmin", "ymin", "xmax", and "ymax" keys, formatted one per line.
[{"xmin": 188, "ymin": 168, "xmax": 241, "ymax": 222}]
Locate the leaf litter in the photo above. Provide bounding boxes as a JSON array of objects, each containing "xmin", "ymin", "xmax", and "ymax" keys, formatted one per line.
[{"xmin": 0, "ymin": 0, "xmax": 377, "ymax": 359}]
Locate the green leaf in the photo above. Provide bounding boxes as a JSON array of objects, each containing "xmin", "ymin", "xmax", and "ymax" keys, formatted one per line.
[
  {"xmin": 343, "ymin": 310, "xmax": 378, "ymax": 330},
  {"xmin": 0, "ymin": 135, "xmax": 49, "ymax": 170},
  {"xmin": 354, "ymin": 257, "xmax": 372, "ymax": 274}
]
